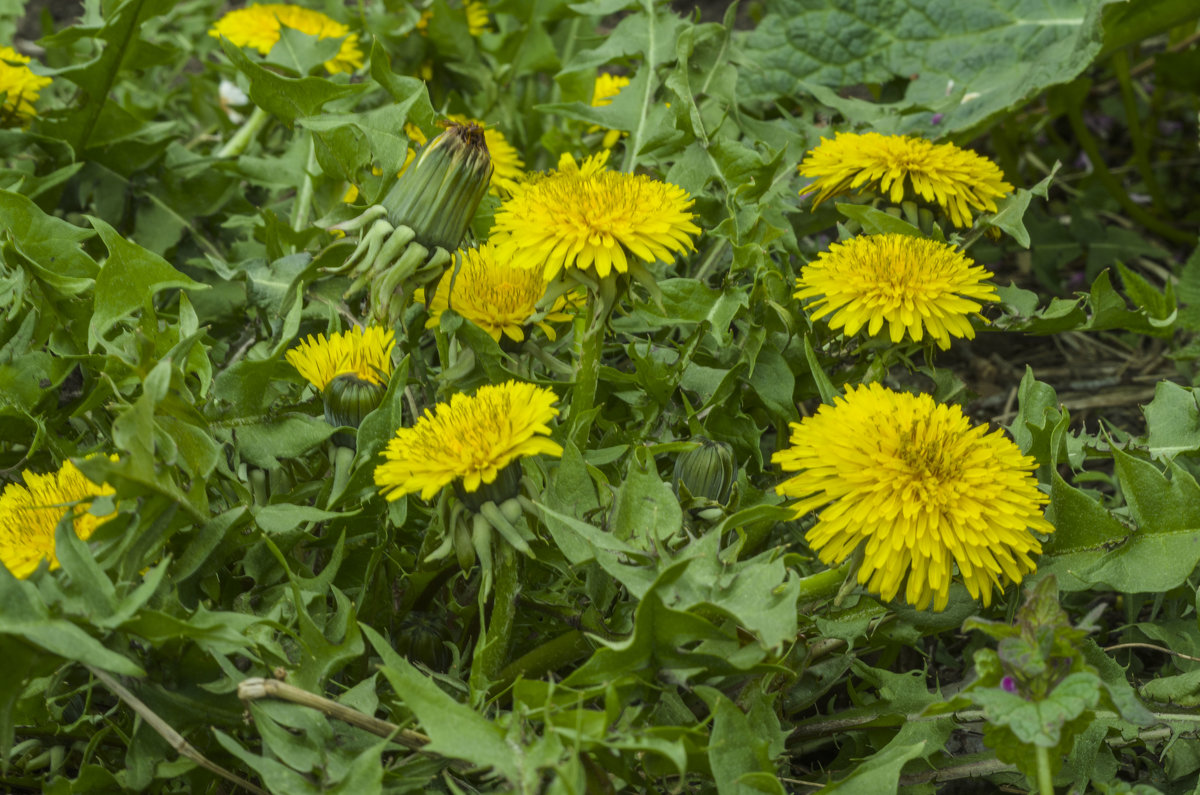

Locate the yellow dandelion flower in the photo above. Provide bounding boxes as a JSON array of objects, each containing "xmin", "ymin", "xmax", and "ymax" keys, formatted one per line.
[
  {"xmin": 210, "ymin": 4, "xmax": 363, "ymax": 74},
  {"xmin": 0, "ymin": 458, "xmax": 117, "ymax": 579},
  {"xmin": 774, "ymin": 383, "xmax": 1053, "ymax": 612},
  {"xmin": 375, "ymin": 381, "xmax": 563, "ymax": 501},
  {"xmin": 798, "ymin": 132, "xmax": 1013, "ymax": 227},
  {"xmin": 286, "ymin": 326, "xmax": 395, "ymax": 391},
  {"xmin": 490, "ymin": 149, "xmax": 700, "ymax": 282},
  {"xmin": 796, "ymin": 234, "xmax": 998, "ymax": 350},
  {"xmin": 416, "ymin": 0, "xmax": 489, "ymax": 37},
  {"xmin": 425, "ymin": 242, "xmax": 578, "ymax": 343},
  {"xmin": 0, "ymin": 46, "xmax": 51, "ymax": 126},
  {"xmin": 591, "ymin": 72, "xmax": 630, "ymax": 149}
]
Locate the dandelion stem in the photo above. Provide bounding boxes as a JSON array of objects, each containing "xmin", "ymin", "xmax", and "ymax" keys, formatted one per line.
[
  {"xmin": 292, "ymin": 134, "xmax": 319, "ymax": 237},
  {"xmin": 795, "ymin": 561, "xmax": 853, "ymax": 605},
  {"xmin": 216, "ymin": 105, "xmax": 271, "ymax": 159},
  {"xmin": 568, "ymin": 295, "xmax": 603, "ymax": 449},
  {"xmin": 494, "ymin": 630, "xmax": 593, "ymax": 691}
]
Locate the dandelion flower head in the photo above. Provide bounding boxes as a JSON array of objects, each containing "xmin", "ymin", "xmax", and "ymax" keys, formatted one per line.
[
  {"xmin": 286, "ymin": 326, "xmax": 395, "ymax": 391},
  {"xmin": 773, "ymin": 383, "xmax": 1053, "ymax": 611},
  {"xmin": 425, "ymin": 242, "xmax": 577, "ymax": 343},
  {"xmin": 591, "ymin": 73, "xmax": 630, "ymax": 149},
  {"xmin": 490, "ymin": 150, "xmax": 700, "ymax": 282},
  {"xmin": 796, "ymin": 234, "xmax": 998, "ymax": 350},
  {"xmin": 374, "ymin": 381, "xmax": 563, "ymax": 501},
  {"xmin": 0, "ymin": 46, "xmax": 51, "ymax": 125},
  {"xmin": 210, "ymin": 4, "xmax": 363, "ymax": 74},
  {"xmin": 0, "ymin": 458, "xmax": 117, "ymax": 579},
  {"xmin": 798, "ymin": 132, "xmax": 1013, "ymax": 227}
]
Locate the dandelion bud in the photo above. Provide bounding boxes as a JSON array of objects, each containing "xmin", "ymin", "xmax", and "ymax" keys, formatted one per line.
[
  {"xmin": 380, "ymin": 120, "xmax": 493, "ymax": 252},
  {"xmin": 323, "ymin": 373, "xmax": 387, "ymax": 431},
  {"xmin": 673, "ymin": 437, "xmax": 735, "ymax": 506}
]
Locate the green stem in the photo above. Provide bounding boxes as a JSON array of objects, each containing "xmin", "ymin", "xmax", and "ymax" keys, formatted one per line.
[
  {"xmin": 568, "ymin": 296, "xmax": 603, "ymax": 449},
  {"xmin": 470, "ymin": 542, "xmax": 520, "ymax": 694},
  {"xmin": 326, "ymin": 444, "xmax": 356, "ymax": 509},
  {"xmin": 1065, "ymin": 98, "xmax": 1196, "ymax": 246},
  {"xmin": 216, "ymin": 105, "xmax": 271, "ymax": 159},
  {"xmin": 1035, "ymin": 745, "xmax": 1054, "ymax": 795},
  {"xmin": 494, "ymin": 630, "xmax": 592, "ymax": 691},
  {"xmin": 1111, "ymin": 49, "xmax": 1167, "ymax": 213},
  {"xmin": 292, "ymin": 134, "xmax": 319, "ymax": 236},
  {"xmin": 796, "ymin": 562, "xmax": 853, "ymax": 604}
]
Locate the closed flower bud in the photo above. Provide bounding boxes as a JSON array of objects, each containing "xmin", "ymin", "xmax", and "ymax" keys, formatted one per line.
[
  {"xmin": 673, "ymin": 437, "xmax": 734, "ymax": 506},
  {"xmin": 323, "ymin": 373, "xmax": 387, "ymax": 438},
  {"xmin": 380, "ymin": 120, "xmax": 493, "ymax": 252}
]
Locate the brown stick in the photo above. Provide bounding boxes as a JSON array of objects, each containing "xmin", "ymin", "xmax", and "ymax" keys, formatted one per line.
[{"xmin": 86, "ymin": 665, "xmax": 268, "ymax": 795}]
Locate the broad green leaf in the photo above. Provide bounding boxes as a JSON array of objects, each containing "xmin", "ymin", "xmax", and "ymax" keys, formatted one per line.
[
  {"xmin": 363, "ymin": 624, "xmax": 523, "ymax": 783},
  {"xmin": 698, "ymin": 687, "xmax": 785, "ymax": 795},
  {"xmin": 820, "ymin": 740, "xmax": 927, "ymax": 794},
  {"xmin": 0, "ymin": 569, "xmax": 143, "ymax": 676},
  {"xmin": 739, "ymin": 0, "xmax": 1110, "ymax": 134},
  {"xmin": 1142, "ymin": 381, "xmax": 1200, "ymax": 460},
  {"xmin": 610, "ymin": 446, "xmax": 682, "ymax": 546},
  {"xmin": 971, "ymin": 672, "xmax": 1100, "ymax": 747},
  {"xmin": 1043, "ymin": 450, "xmax": 1200, "ymax": 593},
  {"xmin": 220, "ymin": 39, "xmax": 362, "ymax": 125},
  {"xmin": 87, "ymin": 216, "xmax": 207, "ymax": 349}
]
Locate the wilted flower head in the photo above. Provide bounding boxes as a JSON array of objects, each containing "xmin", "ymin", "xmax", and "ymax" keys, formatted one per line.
[
  {"xmin": 209, "ymin": 3, "xmax": 363, "ymax": 74},
  {"xmin": 374, "ymin": 381, "xmax": 562, "ymax": 501},
  {"xmin": 591, "ymin": 72, "xmax": 630, "ymax": 149},
  {"xmin": 798, "ymin": 132, "xmax": 1013, "ymax": 227},
  {"xmin": 0, "ymin": 46, "xmax": 51, "ymax": 126},
  {"xmin": 773, "ymin": 383, "xmax": 1053, "ymax": 612},
  {"xmin": 490, "ymin": 150, "xmax": 700, "ymax": 282},
  {"xmin": 796, "ymin": 234, "xmax": 998, "ymax": 350},
  {"xmin": 286, "ymin": 326, "xmax": 395, "ymax": 391},
  {"xmin": 425, "ymin": 242, "xmax": 577, "ymax": 343},
  {"xmin": 0, "ymin": 458, "xmax": 116, "ymax": 579}
]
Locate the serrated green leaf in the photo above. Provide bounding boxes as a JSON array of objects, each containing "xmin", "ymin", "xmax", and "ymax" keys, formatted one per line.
[
  {"xmin": 363, "ymin": 623, "xmax": 523, "ymax": 783},
  {"xmin": 1143, "ymin": 381, "xmax": 1200, "ymax": 460},
  {"xmin": 87, "ymin": 216, "xmax": 207, "ymax": 349}
]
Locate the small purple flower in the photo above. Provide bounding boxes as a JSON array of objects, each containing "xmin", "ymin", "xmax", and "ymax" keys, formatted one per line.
[
  {"xmin": 930, "ymin": 113, "xmax": 944, "ymax": 126},
  {"xmin": 1001, "ymin": 675, "xmax": 1017, "ymax": 693}
]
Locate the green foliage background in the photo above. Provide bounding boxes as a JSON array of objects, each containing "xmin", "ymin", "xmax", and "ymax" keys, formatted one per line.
[{"xmin": 1, "ymin": 0, "xmax": 1199, "ymax": 792}]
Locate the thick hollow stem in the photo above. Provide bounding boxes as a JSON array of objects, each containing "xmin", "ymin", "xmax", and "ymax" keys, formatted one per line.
[
  {"xmin": 568, "ymin": 295, "xmax": 603, "ymax": 449},
  {"xmin": 216, "ymin": 105, "xmax": 271, "ymax": 159}
]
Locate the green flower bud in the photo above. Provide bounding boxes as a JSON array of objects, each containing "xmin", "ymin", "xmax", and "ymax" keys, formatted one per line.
[
  {"xmin": 673, "ymin": 437, "xmax": 735, "ymax": 506},
  {"xmin": 323, "ymin": 373, "xmax": 387, "ymax": 443},
  {"xmin": 381, "ymin": 121, "xmax": 494, "ymax": 252}
]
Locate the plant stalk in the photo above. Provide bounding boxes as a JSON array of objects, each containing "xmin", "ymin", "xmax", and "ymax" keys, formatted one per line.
[{"xmin": 216, "ymin": 105, "xmax": 271, "ymax": 159}]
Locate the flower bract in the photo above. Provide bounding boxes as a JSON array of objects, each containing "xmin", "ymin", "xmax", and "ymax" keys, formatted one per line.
[
  {"xmin": 591, "ymin": 73, "xmax": 630, "ymax": 149},
  {"xmin": 0, "ymin": 459, "xmax": 117, "ymax": 579},
  {"xmin": 210, "ymin": 4, "xmax": 363, "ymax": 74},
  {"xmin": 374, "ymin": 381, "xmax": 563, "ymax": 501},
  {"xmin": 798, "ymin": 132, "xmax": 1013, "ymax": 227},
  {"xmin": 490, "ymin": 150, "xmax": 700, "ymax": 282},
  {"xmin": 796, "ymin": 233, "xmax": 998, "ymax": 350},
  {"xmin": 286, "ymin": 326, "xmax": 395, "ymax": 391},
  {"xmin": 773, "ymin": 383, "xmax": 1053, "ymax": 612},
  {"xmin": 0, "ymin": 46, "xmax": 51, "ymax": 125},
  {"xmin": 425, "ymin": 242, "xmax": 577, "ymax": 343}
]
